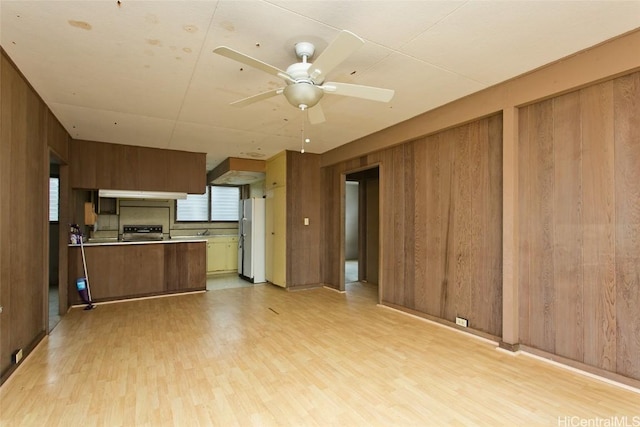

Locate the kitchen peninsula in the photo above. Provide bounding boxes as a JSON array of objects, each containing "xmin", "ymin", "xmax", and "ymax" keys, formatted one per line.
[{"xmin": 68, "ymin": 239, "xmax": 206, "ymax": 305}]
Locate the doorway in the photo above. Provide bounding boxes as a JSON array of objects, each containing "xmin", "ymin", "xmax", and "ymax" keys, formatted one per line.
[
  {"xmin": 344, "ymin": 166, "xmax": 380, "ymax": 301},
  {"xmin": 48, "ymin": 159, "xmax": 61, "ymax": 331},
  {"xmin": 345, "ymin": 181, "xmax": 359, "ymax": 283}
]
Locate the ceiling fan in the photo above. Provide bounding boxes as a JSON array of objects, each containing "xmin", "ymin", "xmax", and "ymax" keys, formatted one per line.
[{"xmin": 212, "ymin": 30, "xmax": 395, "ymax": 124}]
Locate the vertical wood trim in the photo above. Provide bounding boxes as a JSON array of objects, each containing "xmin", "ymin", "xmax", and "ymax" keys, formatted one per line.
[
  {"xmin": 357, "ymin": 181, "xmax": 367, "ymax": 281},
  {"xmin": 529, "ymin": 99, "xmax": 556, "ymax": 353},
  {"xmin": 552, "ymin": 91, "xmax": 584, "ymax": 361},
  {"xmin": 339, "ymin": 172, "xmax": 346, "ymax": 291},
  {"xmin": 613, "ymin": 72, "xmax": 640, "ymax": 380},
  {"xmin": 488, "ymin": 114, "xmax": 504, "ymax": 336},
  {"xmin": 452, "ymin": 125, "xmax": 471, "ymax": 321},
  {"xmin": 439, "ymin": 131, "xmax": 455, "ymax": 320},
  {"xmin": 471, "ymin": 119, "xmax": 489, "ymax": 331},
  {"xmin": 380, "ymin": 149, "xmax": 395, "ymax": 303},
  {"xmin": 424, "ymin": 134, "xmax": 442, "ymax": 317},
  {"xmin": 581, "ymin": 81, "xmax": 616, "ymax": 371},
  {"xmin": 403, "ymin": 143, "xmax": 415, "ymax": 309},
  {"xmin": 392, "ymin": 146, "xmax": 405, "ymax": 304},
  {"xmin": 503, "ymin": 106, "xmax": 519, "ymax": 344},
  {"xmin": 413, "ymin": 139, "xmax": 428, "ymax": 312},
  {"xmin": 365, "ymin": 177, "xmax": 380, "ymax": 287},
  {"xmin": 517, "ymin": 105, "xmax": 531, "ymax": 346}
]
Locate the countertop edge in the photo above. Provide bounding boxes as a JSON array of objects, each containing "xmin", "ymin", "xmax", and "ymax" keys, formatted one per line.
[{"xmin": 69, "ymin": 239, "xmax": 208, "ymax": 247}]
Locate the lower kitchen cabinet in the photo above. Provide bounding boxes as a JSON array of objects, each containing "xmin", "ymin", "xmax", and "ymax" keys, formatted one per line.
[
  {"xmin": 207, "ymin": 236, "xmax": 238, "ymax": 273},
  {"xmin": 68, "ymin": 241, "xmax": 206, "ymax": 304}
]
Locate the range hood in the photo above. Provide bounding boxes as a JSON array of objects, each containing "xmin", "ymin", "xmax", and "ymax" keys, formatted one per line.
[
  {"xmin": 208, "ymin": 157, "xmax": 265, "ymax": 185},
  {"xmin": 98, "ymin": 189, "xmax": 187, "ymax": 200}
]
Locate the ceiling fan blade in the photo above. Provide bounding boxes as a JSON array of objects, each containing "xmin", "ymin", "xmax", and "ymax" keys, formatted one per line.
[
  {"xmin": 213, "ymin": 46, "xmax": 295, "ymax": 84},
  {"xmin": 309, "ymin": 30, "xmax": 364, "ymax": 84},
  {"xmin": 321, "ymin": 82, "xmax": 394, "ymax": 103},
  {"xmin": 307, "ymin": 104, "xmax": 326, "ymax": 124},
  {"xmin": 230, "ymin": 88, "xmax": 284, "ymax": 107}
]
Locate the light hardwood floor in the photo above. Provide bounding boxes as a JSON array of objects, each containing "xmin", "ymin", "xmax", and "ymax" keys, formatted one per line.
[{"xmin": 1, "ymin": 282, "xmax": 638, "ymax": 426}]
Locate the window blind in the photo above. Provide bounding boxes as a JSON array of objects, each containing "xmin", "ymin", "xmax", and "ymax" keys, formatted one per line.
[
  {"xmin": 176, "ymin": 187, "xmax": 209, "ymax": 221},
  {"xmin": 211, "ymin": 186, "xmax": 239, "ymax": 221}
]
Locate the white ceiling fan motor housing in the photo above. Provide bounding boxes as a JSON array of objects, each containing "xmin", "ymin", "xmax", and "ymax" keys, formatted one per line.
[
  {"xmin": 284, "ymin": 49, "xmax": 324, "ymax": 109},
  {"xmin": 286, "ymin": 62, "xmax": 312, "ymax": 81},
  {"xmin": 283, "ymin": 82, "xmax": 323, "ymax": 109}
]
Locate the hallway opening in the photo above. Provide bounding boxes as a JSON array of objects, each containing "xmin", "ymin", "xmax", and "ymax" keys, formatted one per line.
[{"xmin": 344, "ymin": 166, "xmax": 379, "ymax": 300}]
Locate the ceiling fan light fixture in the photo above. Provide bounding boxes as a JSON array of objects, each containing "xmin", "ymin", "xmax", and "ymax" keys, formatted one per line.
[
  {"xmin": 213, "ymin": 30, "xmax": 393, "ymax": 124},
  {"xmin": 283, "ymin": 82, "xmax": 323, "ymax": 109}
]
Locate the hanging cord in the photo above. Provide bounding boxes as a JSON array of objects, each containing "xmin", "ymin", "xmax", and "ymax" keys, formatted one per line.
[{"xmin": 300, "ymin": 106, "xmax": 308, "ymax": 153}]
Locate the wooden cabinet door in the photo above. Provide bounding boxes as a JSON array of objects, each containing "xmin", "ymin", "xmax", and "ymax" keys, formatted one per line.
[
  {"xmin": 265, "ymin": 191, "xmax": 274, "ymax": 282},
  {"xmin": 206, "ymin": 242, "xmax": 215, "ymax": 273},
  {"xmin": 207, "ymin": 238, "xmax": 237, "ymax": 273},
  {"xmin": 266, "ymin": 151, "xmax": 286, "ymax": 190},
  {"xmin": 226, "ymin": 240, "xmax": 238, "ymax": 271},
  {"xmin": 210, "ymin": 241, "xmax": 227, "ymax": 272},
  {"xmin": 69, "ymin": 140, "xmax": 206, "ymax": 193}
]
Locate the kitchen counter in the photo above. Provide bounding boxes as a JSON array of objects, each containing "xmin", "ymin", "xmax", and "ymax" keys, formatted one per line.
[
  {"xmin": 70, "ymin": 238, "xmax": 208, "ymax": 247},
  {"xmin": 68, "ymin": 240, "xmax": 206, "ymax": 304}
]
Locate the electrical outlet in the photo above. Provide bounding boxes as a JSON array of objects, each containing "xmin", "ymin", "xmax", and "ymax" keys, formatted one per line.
[
  {"xmin": 455, "ymin": 316, "xmax": 469, "ymax": 328},
  {"xmin": 304, "ymin": 217, "xmax": 309, "ymax": 226},
  {"xmin": 12, "ymin": 349, "xmax": 23, "ymax": 364}
]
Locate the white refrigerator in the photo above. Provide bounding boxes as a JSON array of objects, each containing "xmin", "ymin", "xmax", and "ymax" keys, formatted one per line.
[{"xmin": 238, "ymin": 198, "xmax": 266, "ymax": 283}]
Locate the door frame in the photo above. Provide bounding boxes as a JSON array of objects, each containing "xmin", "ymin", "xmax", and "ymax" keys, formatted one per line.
[
  {"xmin": 48, "ymin": 150, "xmax": 69, "ymax": 331},
  {"xmin": 341, "ymin": 164, "xmax": 382, "ymax": 303}
]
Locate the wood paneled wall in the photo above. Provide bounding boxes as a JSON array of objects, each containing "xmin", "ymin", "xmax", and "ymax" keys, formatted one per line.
[
  {"xmin": 1, "ymin": 51, "xmax": 69, "ymax": 383},
  {"xmin": 322, "ymin": 115, "xmax": 503, "ymax": 337},
  {"xmin": 286, "ymin": 151, "xmax": 322, "ymax": 288},
  {"xmin": 518, "ymin": 71, "xmax": 640, "ymax": 381},
  {"xmin": 47, "ymin": 110, "xmax": 69, "ymax": 161}
]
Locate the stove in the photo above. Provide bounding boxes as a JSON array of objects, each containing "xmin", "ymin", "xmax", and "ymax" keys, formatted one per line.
[{"xmin": 122, "ymin": 225, "xmax": 164, "ymax": 242}]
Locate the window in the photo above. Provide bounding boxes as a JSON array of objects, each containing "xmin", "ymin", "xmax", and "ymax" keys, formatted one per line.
[
  {"xmin": 211, "ymin": 186, "xmax": 240, "ymax": 221},
  {"xmin": 176, "ymin": 187, "xmax": 209, "ymax": 221},
  {"xmin": 176, "ymin": 186, "xmax": 240, "ymax": 222},
  {"xmin": 49, "ymin": 177, "xmax": 59, "ymax": 222}
]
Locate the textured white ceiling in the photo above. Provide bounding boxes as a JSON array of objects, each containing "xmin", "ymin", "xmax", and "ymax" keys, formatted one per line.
[{"xmin": 1, "ymin": 0, "xmax": 639, "ymax": 171}]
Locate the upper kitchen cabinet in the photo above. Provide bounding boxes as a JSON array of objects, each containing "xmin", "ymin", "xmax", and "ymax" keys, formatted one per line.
[
  {"xmin": 265, "ymin": 152, "xmax": 286, "ymax": 190},
  {"xmin": 69, "ymin": 139, "xmax": 206, "ymax": 194}
]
